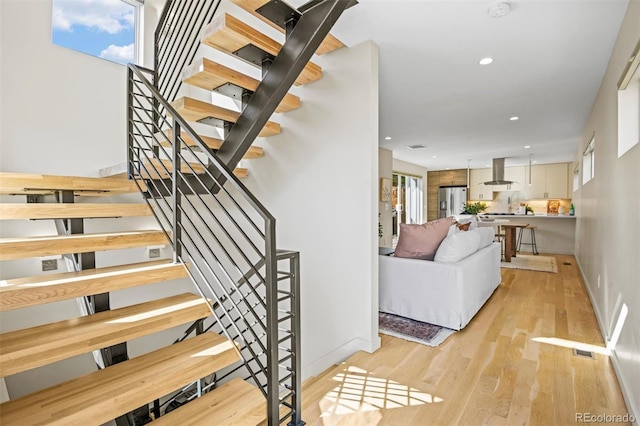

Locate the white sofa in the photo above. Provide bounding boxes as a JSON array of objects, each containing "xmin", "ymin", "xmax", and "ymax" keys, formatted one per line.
[{"xmin": 379, "ymin": 241, "xmax": 501, "ymax": 330}]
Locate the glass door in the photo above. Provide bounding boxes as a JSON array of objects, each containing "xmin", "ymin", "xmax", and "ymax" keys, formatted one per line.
[{"xmin": 392, "ymin": 173, "xmax": 423, "ymax": 237}]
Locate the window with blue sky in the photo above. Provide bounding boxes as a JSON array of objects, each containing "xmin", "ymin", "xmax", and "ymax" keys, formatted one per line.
[{"xmin": 51, "ymin": 0, "xmax": 141, "ymax": 65}]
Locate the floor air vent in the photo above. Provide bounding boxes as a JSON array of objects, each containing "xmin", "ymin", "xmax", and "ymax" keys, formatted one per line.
[
  {"xmin": 573, "ymin": 348, "xmax": 595, "ymax": 359},
  {"xmin": 563, "ymin": 262, "xmax": 572, "ymax": 266}
]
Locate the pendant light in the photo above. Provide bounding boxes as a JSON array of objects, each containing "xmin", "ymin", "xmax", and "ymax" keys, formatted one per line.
[{"xmin": 528, "ymin": 154, "xmax": 532, "ymax": 186}]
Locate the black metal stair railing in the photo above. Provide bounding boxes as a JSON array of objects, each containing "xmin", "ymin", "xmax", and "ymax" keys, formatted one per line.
[
  {"xmin": 127, "ymin": 65, "xmax": 303, "ymax": 426},
  {"xmin": 154, "ymin": 0, "xmax": 220, "ymax": 104}
]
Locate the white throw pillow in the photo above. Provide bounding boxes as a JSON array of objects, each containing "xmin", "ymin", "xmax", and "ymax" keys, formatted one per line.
[
  {"xmin": 434, "ymin": 229, "xmax": 481, "ymax": 263},
  {"xmin": 474, "ymin": 227, "xmax": 495, "ymax": 249}
]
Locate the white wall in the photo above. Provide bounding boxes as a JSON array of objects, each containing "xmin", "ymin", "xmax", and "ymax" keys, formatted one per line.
[
  {"xmin": 379, "ymin": 148, "xmax": 393, "ymax": 247},
  {"xmin": 243, "ymin": 40, "xmax": 381, "ymax": 379},
  {"xmin": 0, "ymin": 0, "xmax": 129, "ymax": 176},
  {"xmin": 573, "ymin": 0, "xmax": 640, "ymax": 418},
  {"xmin": 392, "ymin": 158, "xmax": 429, "ymax": 222}
]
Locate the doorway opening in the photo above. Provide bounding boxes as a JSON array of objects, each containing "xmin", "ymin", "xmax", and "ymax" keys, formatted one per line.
[{"xmin": 392, "ymin": 173, "xmax": 423, "ymax": 240}]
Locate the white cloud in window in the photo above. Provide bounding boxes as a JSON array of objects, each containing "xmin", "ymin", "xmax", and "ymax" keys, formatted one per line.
[
  {"xmin": 52, "ymin": 0, "xmax": 134, "ymax": 34},
  {"xmin": 100, "ymin": 43, "xmax": 134, "ymax": 63}
]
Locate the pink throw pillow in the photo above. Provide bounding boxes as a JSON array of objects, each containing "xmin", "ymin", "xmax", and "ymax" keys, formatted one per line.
[{"xmin": 394, "ymin": 217, "xmax": 453, "ymax": 260}]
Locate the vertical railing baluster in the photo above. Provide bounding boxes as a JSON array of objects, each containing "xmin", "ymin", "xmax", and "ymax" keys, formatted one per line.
[
  {"xmin": 172, "ymin": 120, "xmax": 182, "ymax": 263},
  {"xmin": 290, "ymin": 252, "xmax": 302, "ymax": 426},
  {"xmin": 265, "ymin": 220, "xmax": 279, "ymax": 425}
]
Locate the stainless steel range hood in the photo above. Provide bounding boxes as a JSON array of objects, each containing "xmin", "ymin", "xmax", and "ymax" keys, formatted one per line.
[{"xmin": 483, "ymin": 158, "xmax": 515, "ymax": 185}]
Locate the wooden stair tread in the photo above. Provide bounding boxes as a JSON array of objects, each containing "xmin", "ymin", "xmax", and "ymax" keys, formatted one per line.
[
  {"xmin": 0, "ymin": 230, "xmax": 169, "ymax": 261},
  {"xmin": 160, "ymin": 130, "xmax": 264, "ymax": 159},
  {"xmin": 106, "ymin": 159, "xmax": 249, "ymax": 180},
  {"xmin": 202, "ymin": 13, "xmax": 322, "ymax": 86},
  {"xmin": 153, "ymin": 378, "xmax": 266, "ymax": 425},
  {"xmin": 0, "ymin": 332, "xmax": 240, "ymax": 426},
  {"xmin": 0, "ymin": 259, "xmax": 188, "ymax": 312},
  {"xmin": 0, "ymin": 203, "xmax": 152, "ymax": 220},
  {"xmin": 229, "ymin": 0, "xmax": 345, "ymax": 55},
  {"xmin": 183, "ymin": 58, "xmax": 301, "ymax": 113},
  {"xmin": 0, "ymin": 172, "xmax": 143, "ymax": 196},
  {"xmin": 171, "ymin": 97, "xmax": 281, "ymax": 137},
  {"xmin": 0, "ymin": 292, "xmax": 211, "ymax": 377}
]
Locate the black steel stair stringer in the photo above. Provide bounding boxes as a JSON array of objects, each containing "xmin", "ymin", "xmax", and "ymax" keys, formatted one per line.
[{"xmin": 203, "ymin": 0, "xmax": 353, "ymax": 192}]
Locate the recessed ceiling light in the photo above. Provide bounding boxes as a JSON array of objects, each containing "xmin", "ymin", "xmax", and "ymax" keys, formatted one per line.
[
  {"xmin": 432, "ymin": 155, "xmax": 437, "ymax": 158},
  {"xmin": 524, "ymin": 145, "xmax": 531, "ymax": 149},
  {"xmin": 533, "ymin": 160, "xmax": 538, "ymax": 164},
  {"xmin": 384, "ymin": 136, "xmax": 392, "ymax": 140},
  {"xmin": 406, "ymin": 144, "xmax": 427, "ymax": 150},
  {"xmin": 485, "ymin": 164, "xmax": 491, "ymax": 168},
  {"xmin": 510, "ymin": 116, "xmax": 520, "ymax": 121},
  {"xmin": 446, "ymin": 168, "xmax": 451, "ymax": 170},
  {"xmin": 479, "ymin": 57, "xmax": 493, "ymax": 65}
]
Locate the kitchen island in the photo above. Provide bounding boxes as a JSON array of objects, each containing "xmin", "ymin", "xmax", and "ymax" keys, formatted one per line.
[{"xmin": 480, "ymin": 214, "xmax": 576, "ymax": 254}]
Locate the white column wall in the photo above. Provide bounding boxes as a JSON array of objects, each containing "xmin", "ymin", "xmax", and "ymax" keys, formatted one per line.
[
  {"xmin": 243, "ymin": 40, "xmax": 381, "ymax": 379},
  {"xmin": 573, "ymin": 0, "xmax": 640, "ymax": 418}
]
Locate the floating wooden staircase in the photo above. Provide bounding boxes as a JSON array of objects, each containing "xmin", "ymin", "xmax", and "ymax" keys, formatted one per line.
[
  {"xmin": 0, "ymin": 172, "xmax": 266, "ymax": 425},
  {"xmin": 162, "ymin": 0, "xmax": 349, "ymax": 186},
  {"xmin": 201, "ymin": 13, "xmax": 322, "ymax": 86}
]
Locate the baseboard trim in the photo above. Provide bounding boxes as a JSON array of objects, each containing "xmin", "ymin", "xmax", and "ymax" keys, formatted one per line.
[
  {"xmin": 576, "ymin": 257, "xmax": 638, "ymax": 424},
  {"xmin": 302, "ymin": 336, "xmax": 378, "ymax": 381}
]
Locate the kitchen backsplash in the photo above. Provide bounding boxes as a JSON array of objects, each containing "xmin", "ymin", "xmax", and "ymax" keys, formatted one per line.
[{"xmin": 484, "ymin": 192, "xmax": 572, "ymax": 214}]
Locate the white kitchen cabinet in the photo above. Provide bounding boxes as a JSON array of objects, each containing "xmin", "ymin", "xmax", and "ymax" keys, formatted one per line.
[
  {"xmin": 524, "ymin": 163, "xmax": 570, "ymax": 199},
  {"xmin": 469, "ymin": 168, "xmax": 493, "ymax": 200}
]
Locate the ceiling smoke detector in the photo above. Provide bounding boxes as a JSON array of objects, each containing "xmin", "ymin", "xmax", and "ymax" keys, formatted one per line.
[{"xmin": 488, "ymin": 1, "xmax": 511, "ymax": 18}]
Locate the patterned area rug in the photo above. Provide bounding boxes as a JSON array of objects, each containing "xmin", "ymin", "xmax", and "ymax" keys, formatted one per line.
[
  {"xmin": 501, "ymin": 254, "xmax": 558, "ymax": 273},
  {"xmin": 379, "ymin": 312, "xmax": 456, "ymax": 347}
]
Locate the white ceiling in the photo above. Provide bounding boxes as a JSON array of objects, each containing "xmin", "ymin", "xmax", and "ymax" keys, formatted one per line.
[{"xmin": 324, "ymin": 0, "xmax": 629, "ymax": 170}]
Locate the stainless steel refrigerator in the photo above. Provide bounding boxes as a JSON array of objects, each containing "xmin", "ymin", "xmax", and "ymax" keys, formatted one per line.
[{"xmin": 438, "ymin": 186, "xmax": 467, "ymax": 218}]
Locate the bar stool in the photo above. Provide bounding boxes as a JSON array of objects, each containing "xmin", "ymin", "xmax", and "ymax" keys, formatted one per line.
[{"xmin": 517, "ymin": 225, "xmax": 539, "ymax": 255}]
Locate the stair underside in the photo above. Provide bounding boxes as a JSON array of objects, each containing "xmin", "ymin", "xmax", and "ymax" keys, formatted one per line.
[
  {"xmin": 0, "ymin": 230, "xmax": 169, "ymax": 261},
  {"xmin": 183, "ymin": 57, "xmax": 301, "ymax": 113},
  {"xmin": 171, "ymin": 97, "xmax": 281, "ymax": 137},
  {"xmin": 0, "ymin": 292, "xmax": 211, "ymax": 377},
  {"xmin": 0, "ymin": 172, "xmax": 144, "ymax": 196},
  {"xmin": 153, "ymin": 378, "xmax": 266, "ymax": 425},
  {"xmin": 202, "ymin": 13, "xmax": 322, "ymax": 86},
  {"xmin": 229, "ymin": 0, "xmax": 344, "ymax": 55},
  {"xmin": 160, "ymin": 130, "xmax": 264, "ymax": 159},
  {"xmin": 0, "ymin": 203, "xmax": 152, "ymax": 220},
  {"xmin": 0, "ymin": 259, "xmax": 188, "ymax": 312},
  {"xmin": 0, "ymin": 332, "xmax": 240, "ymax": 426}
]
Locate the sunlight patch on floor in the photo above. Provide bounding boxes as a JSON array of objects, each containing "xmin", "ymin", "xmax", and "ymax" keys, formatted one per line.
[
  {"xmin": 531, "ymin": 336, "xmax": 610, "ymax": 355},
  {"xmin": 319, "ymin": 365, "xmax": 443, "ymax": 419}
]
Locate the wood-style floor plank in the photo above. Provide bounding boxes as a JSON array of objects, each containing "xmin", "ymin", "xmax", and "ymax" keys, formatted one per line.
[{"xmin": 300, "ymin": 255, "xmax": 631, "ymax": 425}]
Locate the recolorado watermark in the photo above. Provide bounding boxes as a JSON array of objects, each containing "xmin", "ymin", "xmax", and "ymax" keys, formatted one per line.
[{"xmin": 576, "ymin": 412, "xmax": 636, "ymax": 423}]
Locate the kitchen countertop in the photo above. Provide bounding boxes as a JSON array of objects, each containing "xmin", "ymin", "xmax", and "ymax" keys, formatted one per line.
[{"xmin": 481, "ymin": 214, "xmax": 576, "ymax": 219}]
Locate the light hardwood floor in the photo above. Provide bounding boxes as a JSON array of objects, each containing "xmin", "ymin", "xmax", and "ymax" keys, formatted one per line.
[{"xmin": 301, "ymin": 254, "xmax": 631, "ymax": 425}]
